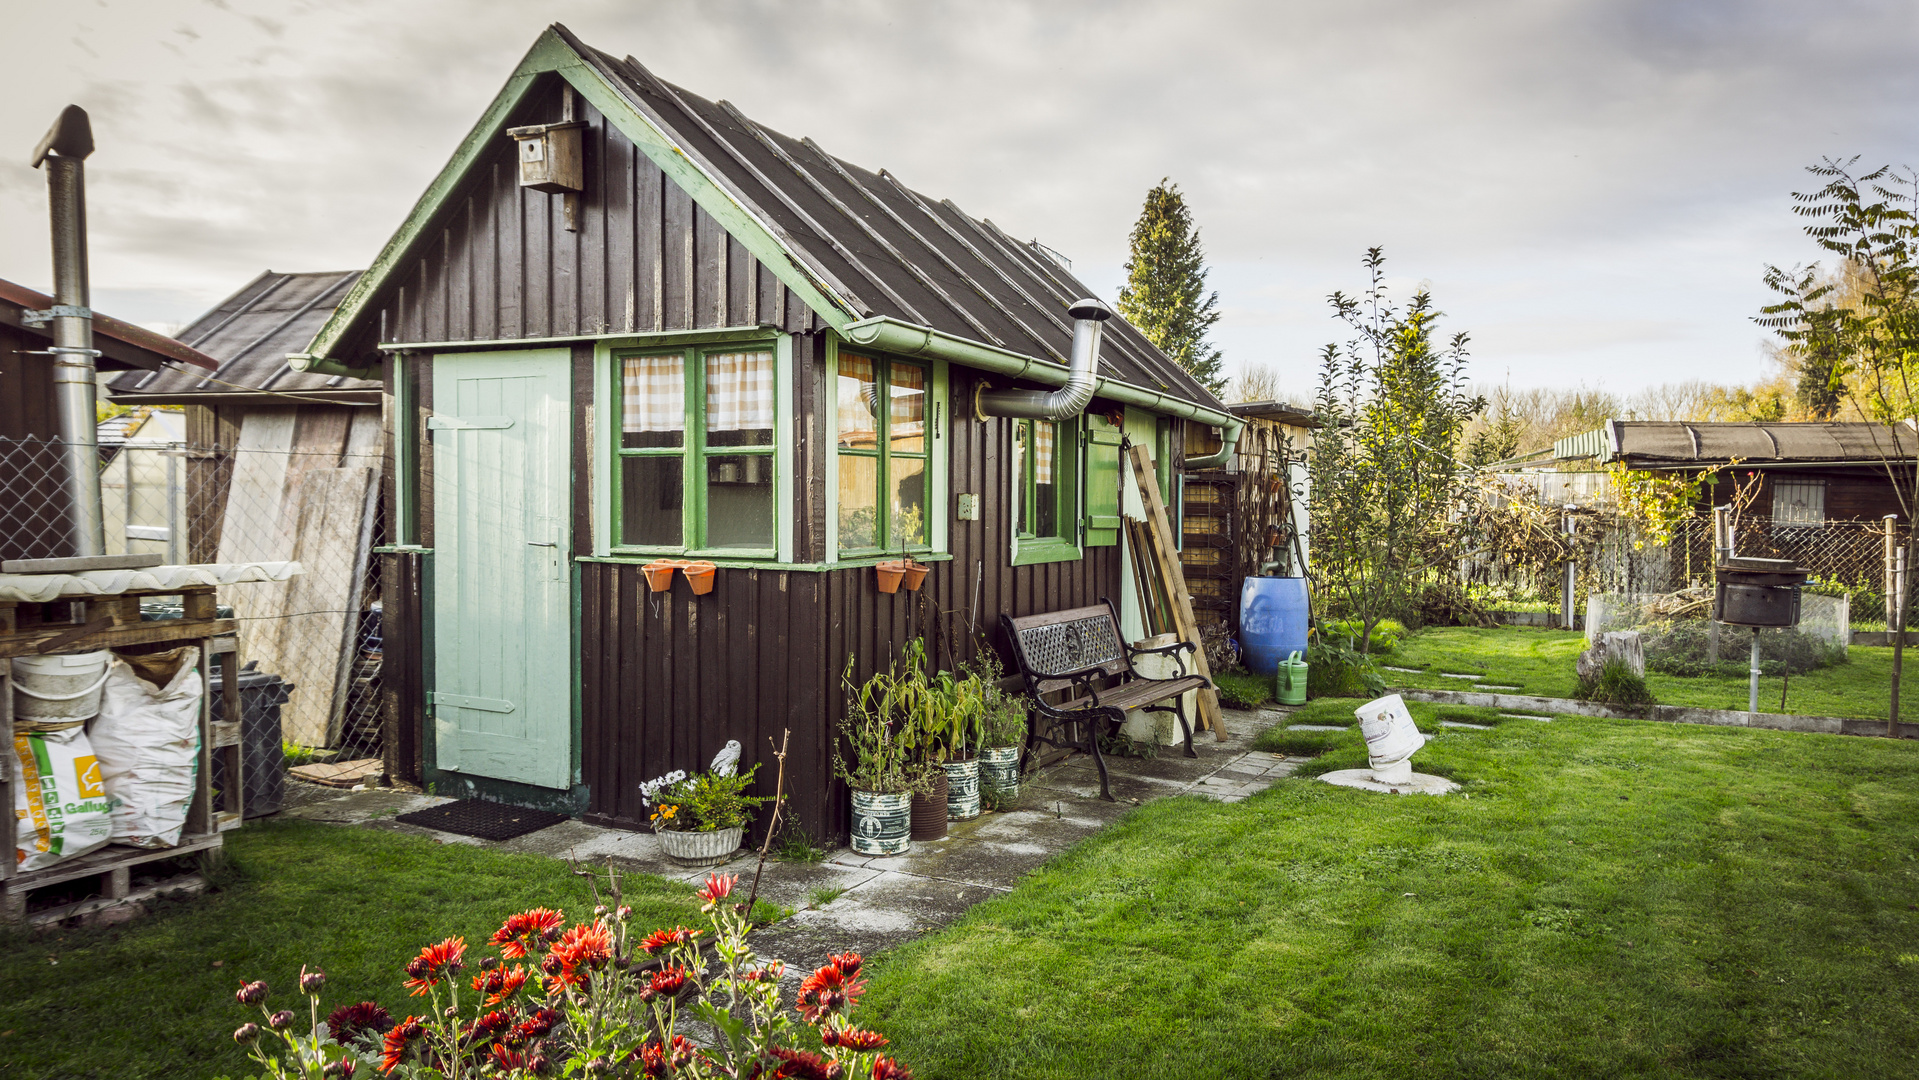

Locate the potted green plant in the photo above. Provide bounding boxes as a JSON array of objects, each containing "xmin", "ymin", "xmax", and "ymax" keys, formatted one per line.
[
  {"xmin": 639, "ymin": 745, "xmax": 768, "ymax": 865},
  {"xmin": 974, "ymin": 664, "xmax": 1028, "ymax": 803},
  {"xmin": 835, "ymin": 651, "xmax": 934, "ymax": 856},
  {"xmin": 930, "ymin": 668, "xmax": 986, "ymax": 821}
]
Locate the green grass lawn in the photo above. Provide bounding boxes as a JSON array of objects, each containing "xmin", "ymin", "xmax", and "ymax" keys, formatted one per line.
[
  {"xmin": 1384, "ymin": 626, "xmax": 1917, "ymax": 721},
  {"xmin": 0, "ymin": 819, "xmax": 708, "ymax": 1080},
  {"xmin": 859, "ymin": 706, "xmax": 1919, "ymax": 1079}
]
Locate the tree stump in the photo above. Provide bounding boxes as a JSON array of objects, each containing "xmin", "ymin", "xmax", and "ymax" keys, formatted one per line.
[{"xmin": 1577, "ymin": 631, "xmax": 1646, "ymax": 683}]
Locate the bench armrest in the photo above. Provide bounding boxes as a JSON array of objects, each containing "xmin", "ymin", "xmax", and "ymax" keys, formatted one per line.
[{"xmin": 1127, "ymin": 637, "xmax": 1195, "ymax": 676}]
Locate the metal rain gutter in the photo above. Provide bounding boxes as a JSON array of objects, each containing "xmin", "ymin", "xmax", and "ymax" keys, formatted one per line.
[
  {"xmin": 31, "ymin": 105, "xmax": 104, "ymax": 556},
  {"xmin": 841, "ymin": 314, "xmax": 1245, "ymax": 468},
  {"xmin": 288, "ymin": 351, "xmax": 377, "ymax": 380},
  {"xmin": 977, "ymin": 297, "xmax": 1110, "ymax": 421}
]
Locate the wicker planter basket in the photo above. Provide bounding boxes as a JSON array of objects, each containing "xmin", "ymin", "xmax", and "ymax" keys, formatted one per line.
[{"xmin": 657, "ymin": 826, "xmax": 744, "ymax": 866}]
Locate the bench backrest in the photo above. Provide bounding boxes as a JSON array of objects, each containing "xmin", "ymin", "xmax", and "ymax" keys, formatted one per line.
[{"xmin": 1000, "ymin": 601, "xmax": 1131, "ymax": 696}]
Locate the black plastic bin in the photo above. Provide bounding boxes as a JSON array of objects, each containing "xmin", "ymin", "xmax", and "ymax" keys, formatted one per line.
[{"xmin": 210, "ymin": 664, "xmax": 293, "ymax": 818}]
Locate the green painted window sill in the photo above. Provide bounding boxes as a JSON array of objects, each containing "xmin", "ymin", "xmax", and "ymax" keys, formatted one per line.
[{"xmin": 1010, "ymin": 539, "xmax": 1083, "ymax": 566}]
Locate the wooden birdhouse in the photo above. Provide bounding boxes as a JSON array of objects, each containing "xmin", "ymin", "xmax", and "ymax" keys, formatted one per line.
[{"xmin": 507, "ymin": 120, "xmax": 586, "ymax": 194}]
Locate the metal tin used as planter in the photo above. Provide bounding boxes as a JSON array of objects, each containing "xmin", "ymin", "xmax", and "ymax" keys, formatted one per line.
[
  {"xmin": 657, "ymin": 826, "xmax": 744, "ymax": 866},
  {"xmin": 850, "ymin": 790, "xmax": 911, "ymax": 856},
  {"xmin": 910, "ymin": 771, "xmax": 950, "ymax": 841},
  {"xmin": 977, "ymin": 745, "xmax": 1021, "ymax": 800},
  {"xmin": 943, "ymin": 757, "xmax": 980, "ymax": 821}
]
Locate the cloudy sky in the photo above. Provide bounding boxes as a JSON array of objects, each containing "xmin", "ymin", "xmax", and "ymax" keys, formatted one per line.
[{"xmin": 3, "ymin": 0, "xmax": 1916, "ymax": 398}]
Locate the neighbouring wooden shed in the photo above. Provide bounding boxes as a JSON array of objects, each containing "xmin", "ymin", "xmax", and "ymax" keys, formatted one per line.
[
  {"xmin": 283, "ymin": 24, "xmax": 1241, "ymax": 839},
  {"xmin": 1180, "ymin": 399, "xmax": 1316, "ymax": 643}
]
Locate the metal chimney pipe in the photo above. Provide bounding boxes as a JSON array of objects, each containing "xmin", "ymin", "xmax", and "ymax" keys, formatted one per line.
[
  {"xmin": 977, "ymin": 298, "xmax": 1112, "ymax": 421},
  {"xmin": 32, "ymin": 105, "xmax": 104, "ymax": 557}
]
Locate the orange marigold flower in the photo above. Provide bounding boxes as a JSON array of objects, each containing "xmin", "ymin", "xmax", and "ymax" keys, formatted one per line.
[
  {"xmin": 636, "ymin": 926, "xmax": 704, "ymax": 955},
  {"xmin": 403, "ymin": 938, "xmax": 466, "ymax": 996},
  {"xmin": 491, "ymin": 908, "xmax": 565, "ymax": 959},
  {"xmin": 696, "ymin": 872, "xmax": 737, "ymax": 906}
]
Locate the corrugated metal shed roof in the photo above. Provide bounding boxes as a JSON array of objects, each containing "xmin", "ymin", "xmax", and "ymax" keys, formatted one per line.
[
  {"xmin": 108, "ymin": 270, "xmax": 373, "ymax": 405},
  {"xmin": 1, "ymin": 277, "xmax": 219, "ymax": 373},
  {"xmin": 574, "ymin": 36, "xmax": 1222, "ymax": 409},
  {"xmin": 1555, "ymin": 420, "xmax": 1918, "ymax": 465}
]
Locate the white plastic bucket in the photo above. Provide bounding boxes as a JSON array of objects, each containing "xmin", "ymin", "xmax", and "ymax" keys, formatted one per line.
[
  {"xmin": 12, "ymin": 650, "xmax": 113, "ymax": 725},
  {"xmin": 1354, "ymin": 693, "xmax": 1424, "ymax": 782}
]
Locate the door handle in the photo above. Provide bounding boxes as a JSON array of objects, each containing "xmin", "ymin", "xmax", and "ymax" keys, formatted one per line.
[{"xmin": 526, "ymin": 541, "xmax": 557, "ymax": 547}]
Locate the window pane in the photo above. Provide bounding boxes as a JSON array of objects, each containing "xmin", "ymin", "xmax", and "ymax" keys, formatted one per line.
[
  {"xmin": 621, "ymin": 456, "xmax": 683, "ymax": 546},
  {"xmin": 705, "ymin": 454, "xmax": 774, "ymax": 549},
  {"xmin": 838, "ymin": 454, "xmax": 879, "ymax": 550},
  {"xmin": 837, "ymin": 354, "xmax": 878, "ymax": 450},
  {"xmin": 1032, "ymin": 422, "xmax": 1058, "ymax": 539},
  {"xmin": 622, "ymin": 355, "xmax": 684, "ymax": 449},
  {"xmin": 1014, "ymin": 423, "xmax": 1029, "ymax": 536},
  {"xmin": 889, "ymin": 363, "xmax": 925, "ymax": 454},
  {"xmin": 891, "ymin": 457, "xmax": 926, "ymax": 548},
  {"xmin": 706, "ymin": 350, "xmax": 774, "ymax": 447}
]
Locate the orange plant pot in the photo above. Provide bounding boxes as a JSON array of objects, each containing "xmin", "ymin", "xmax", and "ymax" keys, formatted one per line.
[
  {"xmin": 642, "ymin": 561, "xmax": 676, "ymax": 593},
  {"xmin": 875, "ymin": 560, "xmax": 905, "ymax": 594},
  {"xmin": 899, "ymin": 561, "xmax": 929, "ymax": 592},
  {"xmin": 683, "ymin": 561, "xmax": 718, "ymax": 595}
]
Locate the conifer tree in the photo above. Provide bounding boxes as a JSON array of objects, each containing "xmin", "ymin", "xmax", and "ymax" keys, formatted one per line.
[{"xmin": 1118, "ymin": 180, "xmax": 1226, "ymax": 394}]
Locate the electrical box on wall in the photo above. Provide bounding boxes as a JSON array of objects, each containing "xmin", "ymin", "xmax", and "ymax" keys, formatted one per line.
[
  {"xmin": 956, "ymin": 493, "xmax": 980, "ymax": 521},
  {"xmin": 507, "ymin": 120, "xmax": 586, "ymax": 194}
]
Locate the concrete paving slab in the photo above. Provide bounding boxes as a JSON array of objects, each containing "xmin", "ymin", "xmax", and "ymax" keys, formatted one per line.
[
  {"xmin": 1320, "ymin": 768, "xmax": 1460, "ymax": 796},
  {"xmin": 1440, "ymin": 720, "xmax": 1494, "ymax": 730},
  {"xmin": 1439, "ymin": 672, "xmax": 1484, "ymax": 680},
  {"xmin": 1478, "ymin": 684, "xmax": 1523, "ymax": 691}
]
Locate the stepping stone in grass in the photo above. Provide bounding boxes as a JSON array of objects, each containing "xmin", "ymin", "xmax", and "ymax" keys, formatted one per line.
[
  {"xmin": 1440, "ymin": 720, "xmax": 1493, "ymax": 729},
  {"xmin": 1383, "ymin": 665, "xmax": 1422, "ymax": 674},
  {"xmin": 1499, "ymin": 713, "xmax": 1552, "ymax": 722},
  {"xmin": 1287, "ymin": 724, "xmax": 1349, "ymax": 732},
  {"xmin": 1439, "ymin": 672, "xmax": 1484, "ymax": 680},
  {"xmin": 1478, "ymin": 684, "xmax": 1523, "ymax": 691}
]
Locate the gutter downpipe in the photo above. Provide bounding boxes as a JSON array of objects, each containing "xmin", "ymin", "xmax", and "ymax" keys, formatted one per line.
[
  {"xmin": 287, "ymin": 351, "xmax": 377, "ymax": 380},
  {"xmin": 977, "ymin": 298, "xmax": 1111, "ymax": 420},
  {"xmin": 32, "ymin": 106, "xmax": 105, "ymax": 556},
  {"xmin": 842, "ymin": 314, "xmax": 1244, "ymax": 468}
]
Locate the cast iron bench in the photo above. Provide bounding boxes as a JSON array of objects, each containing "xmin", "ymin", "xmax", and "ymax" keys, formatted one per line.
[{"xmin": 1000, "ymin": 600, "xmax": 1210, "ymax": 801}]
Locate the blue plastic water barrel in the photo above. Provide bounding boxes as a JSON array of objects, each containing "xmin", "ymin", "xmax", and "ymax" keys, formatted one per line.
[{"xmin": 1240, "ymin": 577, "xmax": 1309, "ymax": 675}]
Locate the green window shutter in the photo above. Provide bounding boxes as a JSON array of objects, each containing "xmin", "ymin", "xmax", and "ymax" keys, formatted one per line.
[{"xmin": 1083, "ymin": 414, "xmax": 1123, "ymax": 547}]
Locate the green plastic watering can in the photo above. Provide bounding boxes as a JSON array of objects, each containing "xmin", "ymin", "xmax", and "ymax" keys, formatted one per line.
[{"xmin": 1276, "ymin": 650, "xmax": 1308, "ymax": 706}]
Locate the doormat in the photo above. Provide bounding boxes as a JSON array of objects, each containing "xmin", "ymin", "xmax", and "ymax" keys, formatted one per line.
[{"xmin": 395, "ymin": 799, "xmax": 569, "ymax": 841}]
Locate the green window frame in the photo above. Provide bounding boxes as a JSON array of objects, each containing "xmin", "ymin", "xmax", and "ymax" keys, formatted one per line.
[
  {"xmin": 611, "ymin": 343, "xmax": 780, "ymax": 558},
  {"xmin": 1011, "ymin": 416, "xmax": 1083, "ymax": 566},
  {"xmin": 834, "ymin": 352, "xmax": 932, "ymax": 557}
]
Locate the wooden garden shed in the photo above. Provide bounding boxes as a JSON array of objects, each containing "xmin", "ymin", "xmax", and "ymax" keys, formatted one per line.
[{"xmin": 285, "ymin": 24, "xmax": 1241, "ymax": 839}]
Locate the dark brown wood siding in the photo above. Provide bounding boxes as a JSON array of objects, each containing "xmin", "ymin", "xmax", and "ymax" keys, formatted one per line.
[
  {"xmin": 0, "ymin": 324, "xmax": 69, "ymax": 560},
  {"xmin": 365, "ymin": 75, "xmax": 819, "ymax": 353}
]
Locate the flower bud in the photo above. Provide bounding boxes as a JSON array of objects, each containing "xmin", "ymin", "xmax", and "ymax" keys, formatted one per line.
[
  {"xmin": 593, "ymin": 905, "xmax": 609, "ymax": 919},
  {"xmin": 235, "ymin": 980, "xmax": 269, "ymax": 1005},
  {"xmin": 542, "ymin": 925, "xmax": 565, "ymax": 943},
  {"xmin": 479, "ymin": 955, "xmax": 500, "ymax": 971},
  {"xmin": 268, "ymin": 1010, "xmax": 295, "ymax": 1031},
  {"xmin": 233, "ymin": 1022, "xmax": 260, "ymax": 1043},
  {"xmin": 300, "ymin": 967, "xmax": 326, "ymax": 994},
  {"xmin": 616, "ymin": 905, "xmax": 632, "ymax": 922}
]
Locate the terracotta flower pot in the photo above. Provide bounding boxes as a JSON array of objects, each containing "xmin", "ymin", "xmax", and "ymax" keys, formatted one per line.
[
  {"xmin": 683, "ymin": 561, "xmax": 717, "ymax": 595},
  {"xmin": 876, "ymin": 560, "xmax": 905, "ymax": 594},
  {"xmin": 909, "ymin": 771, "xmax": 949, "ymax": 840},
  {"xmin": 899, "ymin": 561, "xmax": 929, "ymax": 592},
  {"xmin": 642, "ymin": 561, "xmax": 676, "ymax": 593}
]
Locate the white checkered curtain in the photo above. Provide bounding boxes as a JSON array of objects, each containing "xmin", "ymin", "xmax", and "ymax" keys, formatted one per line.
[
  {"xmin": 705, "ymin": 351, "xmax": 774, "ymax": 433},
  {"xmin": 623, "ymin": 355, "xmax": 685, "ymax": 433},
  {"xmin": 1034, "ymin": 421, "xmax": 1055, "ymax": 484}
]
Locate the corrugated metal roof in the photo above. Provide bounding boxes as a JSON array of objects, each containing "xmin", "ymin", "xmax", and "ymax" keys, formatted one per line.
[
  {"xmin": 572, "ymin": 37, "xmax": 1223, "ymax": 409},
  {"xmin": 0, "ymin": 277, "xmax": 219, "ymax": 373},
  {"xmin": 1555, "ymin": 420, "xmax": 1917, "ymax": 465},
  {"xmin": 108, "ymin": 270, "xmax": 373, "ymax": 404}
]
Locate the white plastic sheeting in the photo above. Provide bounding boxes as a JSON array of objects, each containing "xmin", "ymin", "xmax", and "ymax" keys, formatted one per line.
[{"xmin": 0, "ymin": 561, "xmax": 302, "ymax": 603}]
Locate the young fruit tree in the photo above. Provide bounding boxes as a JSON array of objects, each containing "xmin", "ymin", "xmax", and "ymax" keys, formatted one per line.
[
  {"xmin": 1758, "ymin": 158, "xmax": 1919, "ymax": 733},
  {"xmin": 1117, "ymin": 179, "xmax": 1227, "ymax": 395},
  {"xmin": 1310, "ymin": 248, "xmax": 1484, "ymax": 651}
]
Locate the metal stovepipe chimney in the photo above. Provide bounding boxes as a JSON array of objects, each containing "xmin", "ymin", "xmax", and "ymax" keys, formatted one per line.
[{"xmin": 32, "ymin": 105, "xmax": 104, "ymax": 556}]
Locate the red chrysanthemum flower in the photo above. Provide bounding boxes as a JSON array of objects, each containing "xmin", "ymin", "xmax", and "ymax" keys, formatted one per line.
[
  {"xmin": 636, "ymin": 925, "xmax": 704, "ymax": 955},
  {"xmin": 464, "ymin": 1007, "xmax": 518, "ymax": 1046},
  {"xmin": 630, "ymin": 1033, "xmax": 698, "ymax": 1078},
  {"xmin": 379, "ymin": 1017, "xmax": 424, "ymax": 1074},
  {"xmin": 870, "ymin": 1057, "xmax": 912, "ymax": 1080},
  {"xmin": 550, "ymin": 921, "xmax": 614, "ymax": 972},
  {"xmin": 325, "ymin": 1001, "xmax": 394, "ymax": 1046},
  {"xmin": 491, "ymin": 908, "xmax": 565, "ymax": 959},
  {"xmin": 795, "ymin": 961, "xmax": 865, "ymax": 1023},
  {"xmin": 820, "ymin": 1024, "xmax": 888, "ymax": 1051},
  {"xmin": 490, "ymin": 1044, "xmax": 531, "ymax": 1072},
  {"xmin": 697, "ymin": 872, "xmax": 737, "ymax": 907},
  {"xmin": 512, "ymin": 1007, "xmax": 561, "ymax": 1042},
  {"xmin": 826, "ymin": 952, "xmax": 862, "ymax": 979},
  {"xmin": 471, "ymin": 964, "xmax": 530, "ymax": 1006},
  {"xmin": 638, "ymin": 964, "xmax": 688, "ymax": 1003},
  {"xmin": 403, "ymin": 938, "xmax": 467, "ymax": 996},
  {"xmin": 768, "ymin": 1046, "xmax": 842, "ymax": 1080}
]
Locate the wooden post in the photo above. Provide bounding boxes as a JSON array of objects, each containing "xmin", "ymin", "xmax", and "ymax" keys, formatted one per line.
[{"xmin": 1127, "ymin": 445, "xmax": 1224, "ymax": 739}]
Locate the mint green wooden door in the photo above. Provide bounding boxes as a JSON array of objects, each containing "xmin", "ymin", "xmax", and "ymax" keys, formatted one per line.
[{"xmin": 429, "ymin": 349, "xmax": 572, "ymax": 790}]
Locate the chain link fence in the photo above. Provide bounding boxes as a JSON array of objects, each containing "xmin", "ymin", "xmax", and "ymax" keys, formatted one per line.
[{"xmin": 2, "ymin": 432, "xmax": 387, "ymax": 781}]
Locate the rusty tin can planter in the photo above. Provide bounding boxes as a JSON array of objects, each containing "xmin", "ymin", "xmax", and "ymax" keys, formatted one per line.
[
  {"xmin": 642, "ymin": 561, "xmax": 676, "ymax": 593},
  {"xmin": 909, "ymin": 771, "xmax": 949, "ymax": 840},
  {"xmin": 899, "ymin": 560, "xmax": 929, "ymax": 592},
  {"xmin": 683, "ymin": 561, "xmax": 718, "ymax": 595},
  {"xmin": 657, "ymin": 826, "xmax": 744, "ymax": 866},
  {"xmin": 875, "ymin": 560, "xmax": 906, "ymax": 593},
  {"xmin": 977, "ymin": 745, "xmax": 1021, "ymax": 801},
  {"xmin": 942, "ymin": 757, "xmax": 980, "ymax": 820},
  {"xmin": 849, "ymin": 790, "xmax": 911, "ymax": 856}
]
